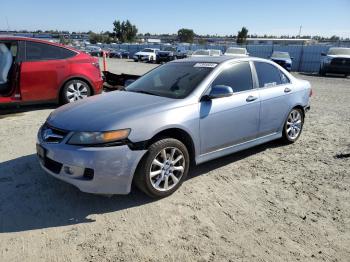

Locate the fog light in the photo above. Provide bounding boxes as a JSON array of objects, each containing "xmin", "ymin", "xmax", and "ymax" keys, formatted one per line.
[
  {"xmin": 83, "ymin": 168, "xmax": 94, "ymax": 180},
  {"xmin": 64, "ymin": 166, "xmax": 74, "ymax": 175}
]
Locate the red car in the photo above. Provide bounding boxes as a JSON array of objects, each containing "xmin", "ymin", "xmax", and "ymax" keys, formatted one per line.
[{"xmin": 0, "ymin": 37, "xmax": 103, "ymax": 105}]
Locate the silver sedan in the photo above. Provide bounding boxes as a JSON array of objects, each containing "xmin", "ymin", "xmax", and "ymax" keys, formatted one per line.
[{"xmin": 37, "ymin": 56, "xmax": 312, "ymax": 198}]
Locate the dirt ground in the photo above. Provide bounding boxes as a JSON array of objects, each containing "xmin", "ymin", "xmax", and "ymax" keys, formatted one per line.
[{"xmin": 0, "ymin": 60, "xmax": 349, "ymax": 261}]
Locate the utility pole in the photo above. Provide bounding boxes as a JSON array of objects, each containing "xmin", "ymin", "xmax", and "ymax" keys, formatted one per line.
[{"xmin": 298, "ymin": 25, "xmax": 302, "ymax": 38}]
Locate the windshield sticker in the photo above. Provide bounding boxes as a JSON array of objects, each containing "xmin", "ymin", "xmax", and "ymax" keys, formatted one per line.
[{"xmin": 194, "ymin": 63, "xmax": 218, "ymax": 68}]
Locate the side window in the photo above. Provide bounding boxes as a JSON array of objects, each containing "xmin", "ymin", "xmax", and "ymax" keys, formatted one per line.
[
  {"xmin": 280, "ymin": 70, "xmax": 290, "ymax": 84},
  {"xmin": 254, "ymin": 62, "xmax": 282, "ymax": 87},
  {"xmin": 211, "ymin": 62, "xmax": 253, "ymax": 93},
  {"xmin": 26, "ymin": 41, "xmax": 76, "ymax": 61}
]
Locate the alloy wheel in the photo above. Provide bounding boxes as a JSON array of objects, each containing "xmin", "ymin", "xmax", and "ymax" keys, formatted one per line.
[
  {"xmin": 66, "ymin": 82, "xmax": 89, "ymax": 102},
  {"xmin": 286, "ymin": 109, "xmax": 302, "ymax": 140},
  {"xmin": 149, "ymin": 147, "xmax": 185, "ymax": 192}
]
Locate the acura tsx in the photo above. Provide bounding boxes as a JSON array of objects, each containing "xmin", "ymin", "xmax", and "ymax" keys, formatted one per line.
[{"xmin": 37, "ymin": 56, "xmax": 312, "ymax": 198}]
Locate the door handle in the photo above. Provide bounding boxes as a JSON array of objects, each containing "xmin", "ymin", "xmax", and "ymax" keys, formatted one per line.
[
  {"xmin": 246, "ymin": 95, "xmax": 258, "ymax": 102},
  {"xmin": 284, "ymin": 87, "xmax": 292, "ymax": 93}
]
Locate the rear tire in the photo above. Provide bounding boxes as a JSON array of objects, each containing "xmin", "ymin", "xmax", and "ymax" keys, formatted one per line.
[
  {"xmin": 134, "ymin": 138, "xmax": 190, "ymax": 198},
  {"xmin": 61, "ymin": 79, "xmax": 91, "ymax": 104},
  {"xmin": 281, "ymin": 108, "xmax": 304, "ymax": 144}
]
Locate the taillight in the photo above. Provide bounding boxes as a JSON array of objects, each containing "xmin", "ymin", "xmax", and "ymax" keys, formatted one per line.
[
  {"xmin": 309, "ymin": 88, "xmax": 313, "ymax": 97},
  {"xmin": 92, "ymin": 62, "xmax": 100, "ymax": 69}
]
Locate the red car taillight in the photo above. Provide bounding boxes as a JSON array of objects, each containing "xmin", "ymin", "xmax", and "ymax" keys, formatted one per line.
[
  {"xmin": 92, "ymin": 62, "xmax": 100, "ymax": 69},
  {"xmin": 309, "ymin": 88, "xmax": 313, "ymax": 97}
]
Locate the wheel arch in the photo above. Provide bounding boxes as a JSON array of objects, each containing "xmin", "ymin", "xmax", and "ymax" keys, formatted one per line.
[{"xmin": 145, "ymin": 128, "xmax": 196, "ymax": 165}]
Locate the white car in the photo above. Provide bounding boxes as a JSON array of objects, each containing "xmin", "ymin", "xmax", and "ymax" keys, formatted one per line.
[
  {"xmin": 133, "ymin": 48, "xmax": 160, "ymax": 62},
  {"xmin": 191, "ymin": 49, "xmax": 222, "ymax": 57},
  {"xmin": 224, "ymin": 47, "xmax": 249, "ymax": 57}
]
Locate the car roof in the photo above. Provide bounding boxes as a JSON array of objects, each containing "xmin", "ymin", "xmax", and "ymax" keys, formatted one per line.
[
  {"xmin": 172, "ymin": 56, "xmax": 266, "ymax": 64},
  {"xmin": 0, "ymin": 36, "xmax": 80, "ymax": 53}
]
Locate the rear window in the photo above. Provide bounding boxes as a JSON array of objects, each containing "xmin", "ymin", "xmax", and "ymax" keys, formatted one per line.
[{"xmin": 26, "ymin": 41, "xmax": 76, "ymax": 61}]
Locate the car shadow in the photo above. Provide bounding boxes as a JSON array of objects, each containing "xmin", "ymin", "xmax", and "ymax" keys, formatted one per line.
[
  {"xmin": 299, "ymin": 72, "xmax": 348, "ymax": 78},
  {"xmin": 0, "ymin": 140, "xmax": 285, "ymax": 233},
  {"xmin": 0, "ymin": 104, "xmax": 57, "ymax": 117}
]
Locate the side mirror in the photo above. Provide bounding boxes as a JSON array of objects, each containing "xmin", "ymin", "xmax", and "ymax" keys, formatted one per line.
[
  {"xmin": 247, "ymin": 52, "xmax": 250, "ymax": 56},
  {"xmin": 124, "ymin": 79, "xmax": 135, "ymax": 87},
  {"xmin": 203, "ymin": 85, "xmax": 233, "ymax": 100},
  {"xmin": 321, "ymin": 52, "xmax": 326, "ymax": 56}
]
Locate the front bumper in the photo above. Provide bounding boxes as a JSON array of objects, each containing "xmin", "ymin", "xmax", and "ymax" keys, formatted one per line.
[
  {"xmin": 157, "ymin": 56, "xmax": 174, "ymax": 62},
  {"xmin": 37, "ymin": 128, "xmax": 147, "ymax": 195},
  {"xmin": 133, "ymin": 55, "xmax": 150, "ymax": 61},
  {"xmin": 322, "ymin": 64, "xmax": 350, "ymax": 74}
]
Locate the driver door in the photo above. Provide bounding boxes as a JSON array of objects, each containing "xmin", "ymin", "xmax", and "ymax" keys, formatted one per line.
[{"xmin": 199, "ymin": 62, "xmax": 260, "ymax": 155}]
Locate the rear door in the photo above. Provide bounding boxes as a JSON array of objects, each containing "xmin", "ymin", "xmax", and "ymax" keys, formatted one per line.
[
  {"xmin": 199, "ymin": 62, "xmax": 260, "ymax": 154},
  {"xmin": 254, "ymin": 61, "xmax": 293, "ymax": 137},
  {"xmin": 20, "ymin": 41, "xmax": 75, "ymax": 102}
]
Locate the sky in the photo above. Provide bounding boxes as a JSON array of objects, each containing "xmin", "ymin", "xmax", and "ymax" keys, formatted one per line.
[{"xmin": 1, "ymin": 0, "xmax": 350, "ymax": 38}]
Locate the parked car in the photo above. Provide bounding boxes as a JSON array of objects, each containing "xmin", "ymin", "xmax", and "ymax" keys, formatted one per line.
[
  {"xmin": 270, "ymin": 51, "xmax": 293, "ymax": 71},
  {"xmin": 133, "ymin": 48, "xmax": 159, "ymax": 62},
  {"xmin": 37, "ymin": 56, "xmax": 312, "ymax": 198},
  {"xmin": 191, "ymin": 49, "xmax": 222, "ymax": 57},
  {"xmin": 156, "ymin": 46, "xmax": 177, "ymax": 63},
  {"xmin": 85, "ymin": 45, "xmax": 102, "ymax": 56},
  {"xmin": 224, "ymin": 47, "xmax": 249, "ymax": 57},
  {"xmin": 109, "ymin": 49, "xmax": 130, "ymax": 59},
  {"xmin": 0, "ymin": 37, "xmax": 103, "ymax": 105},
  {"xmin": 156, "ymin": 46, "xmax": 190, "ymax": 63},
  {"xmin": 319, "ymin": 47, "xmax": 350, "ymax": 76}
]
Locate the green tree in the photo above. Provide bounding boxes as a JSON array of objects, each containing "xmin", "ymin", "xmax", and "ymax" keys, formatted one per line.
[
  {"xmin": 113, "ymin": 19, "xmax": 138, "ymax": 43},
  {"xmin": 177, "ymin": 28, "xmax": 195, "ymax": 43},
  {"xmin": 236, "ymin": 27, "xmax": 248, "ymax": 44}
]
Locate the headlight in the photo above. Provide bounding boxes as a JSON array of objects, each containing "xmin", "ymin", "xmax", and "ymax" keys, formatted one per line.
[{"xmin": 68, "ymin": 129, "xmax": 130, "ymax": 145}]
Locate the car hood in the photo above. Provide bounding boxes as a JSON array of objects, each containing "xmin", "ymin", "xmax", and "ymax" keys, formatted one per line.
[
  {"xmin": 158, "ymin": 51, "xmax": 173, "ymax": 54},
  {"xmin": 271, "ymin": 58, "xmax": 292, "ymax": 63},
  {"xmin": 326, "ymin": 55, "xmax": 350, "ymax": 59},
  {"xmin": 135, "ymin": 52, "xmax": 152, "ymax": 56},
  {"xmin": 47, "ymin": 91, "xmax": 175, "ymax": 132}
]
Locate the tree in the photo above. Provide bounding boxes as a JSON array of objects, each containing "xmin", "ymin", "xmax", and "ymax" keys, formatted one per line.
[
  {"xmin": 113, "ymin": 19, "xmax": 138, "ymax": 43},
  {"xmin": 236, "ymin": 27, "xmax": 248, "ymax": 44},
  {"xmin": 177, "ymin": 28, "xmax": 195, "ymax": 43}
]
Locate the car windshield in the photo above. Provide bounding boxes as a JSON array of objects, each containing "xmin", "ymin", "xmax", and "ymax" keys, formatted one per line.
[
  {"xmin": 327, "ymin": 48, "xmax": 350, "ymax": 56},
  {"xmin": 142, "ymin": 48, "xmax": 154, "ymax": 53},
  {"xmin": 193, "ymin": 50, "xmax": 210, "ymax": 56},
  {"xmin": 226, "ymin": 48, "xmax": 246, "ymax": 54},
  {"xmin": 271, "ymin": 52, "xmax": 290, "ymax": 59},
  {"xmin": 163, "ymin": 47, "xmax": 176, "ymax": 51},
  {"xmin": 125, "ymin": 62, "xmax": 214, "ymax": 99}
]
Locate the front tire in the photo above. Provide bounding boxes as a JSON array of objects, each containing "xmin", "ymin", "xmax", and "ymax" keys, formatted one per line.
[
  {"xmin": 61, "ymin": 79, "xmax": 91, "ymax": 104},
  {"xmin": 319, "ymin": 66, "xmax": 326, "ymax": 76},
  {"xmin": 134, "ymin": 138, "xmax": 190, "ymax": 198},
  {"xmin": 282, "ymin": 108, "xmax": 304, "ymax": 143}
]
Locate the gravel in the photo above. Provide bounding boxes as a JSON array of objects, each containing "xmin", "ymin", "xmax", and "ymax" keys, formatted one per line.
[{"xmin": 0, "ymin": 61, "xmax": 349, "ymax": 261}]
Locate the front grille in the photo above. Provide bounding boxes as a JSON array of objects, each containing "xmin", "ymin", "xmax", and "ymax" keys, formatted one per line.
[
  {"xmin": 331, "ymin": 58, "xmax": 350, "ymax": 66},
  {"xmin": 41, "ymin": 124, "xmax": 68, "ymax": 143},
  {"xmin": 44, "ymin": 157, "xmax": 63, "ymax": 174},
  {"xmin": 273, "ymin": 59, "xmax": 286, "ymax": 66}
]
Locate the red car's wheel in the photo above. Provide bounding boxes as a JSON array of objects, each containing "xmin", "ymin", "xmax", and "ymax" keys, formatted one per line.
[{"xmin": 61, "ymin": 79, "xmax": 91, "ymax": 104}]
